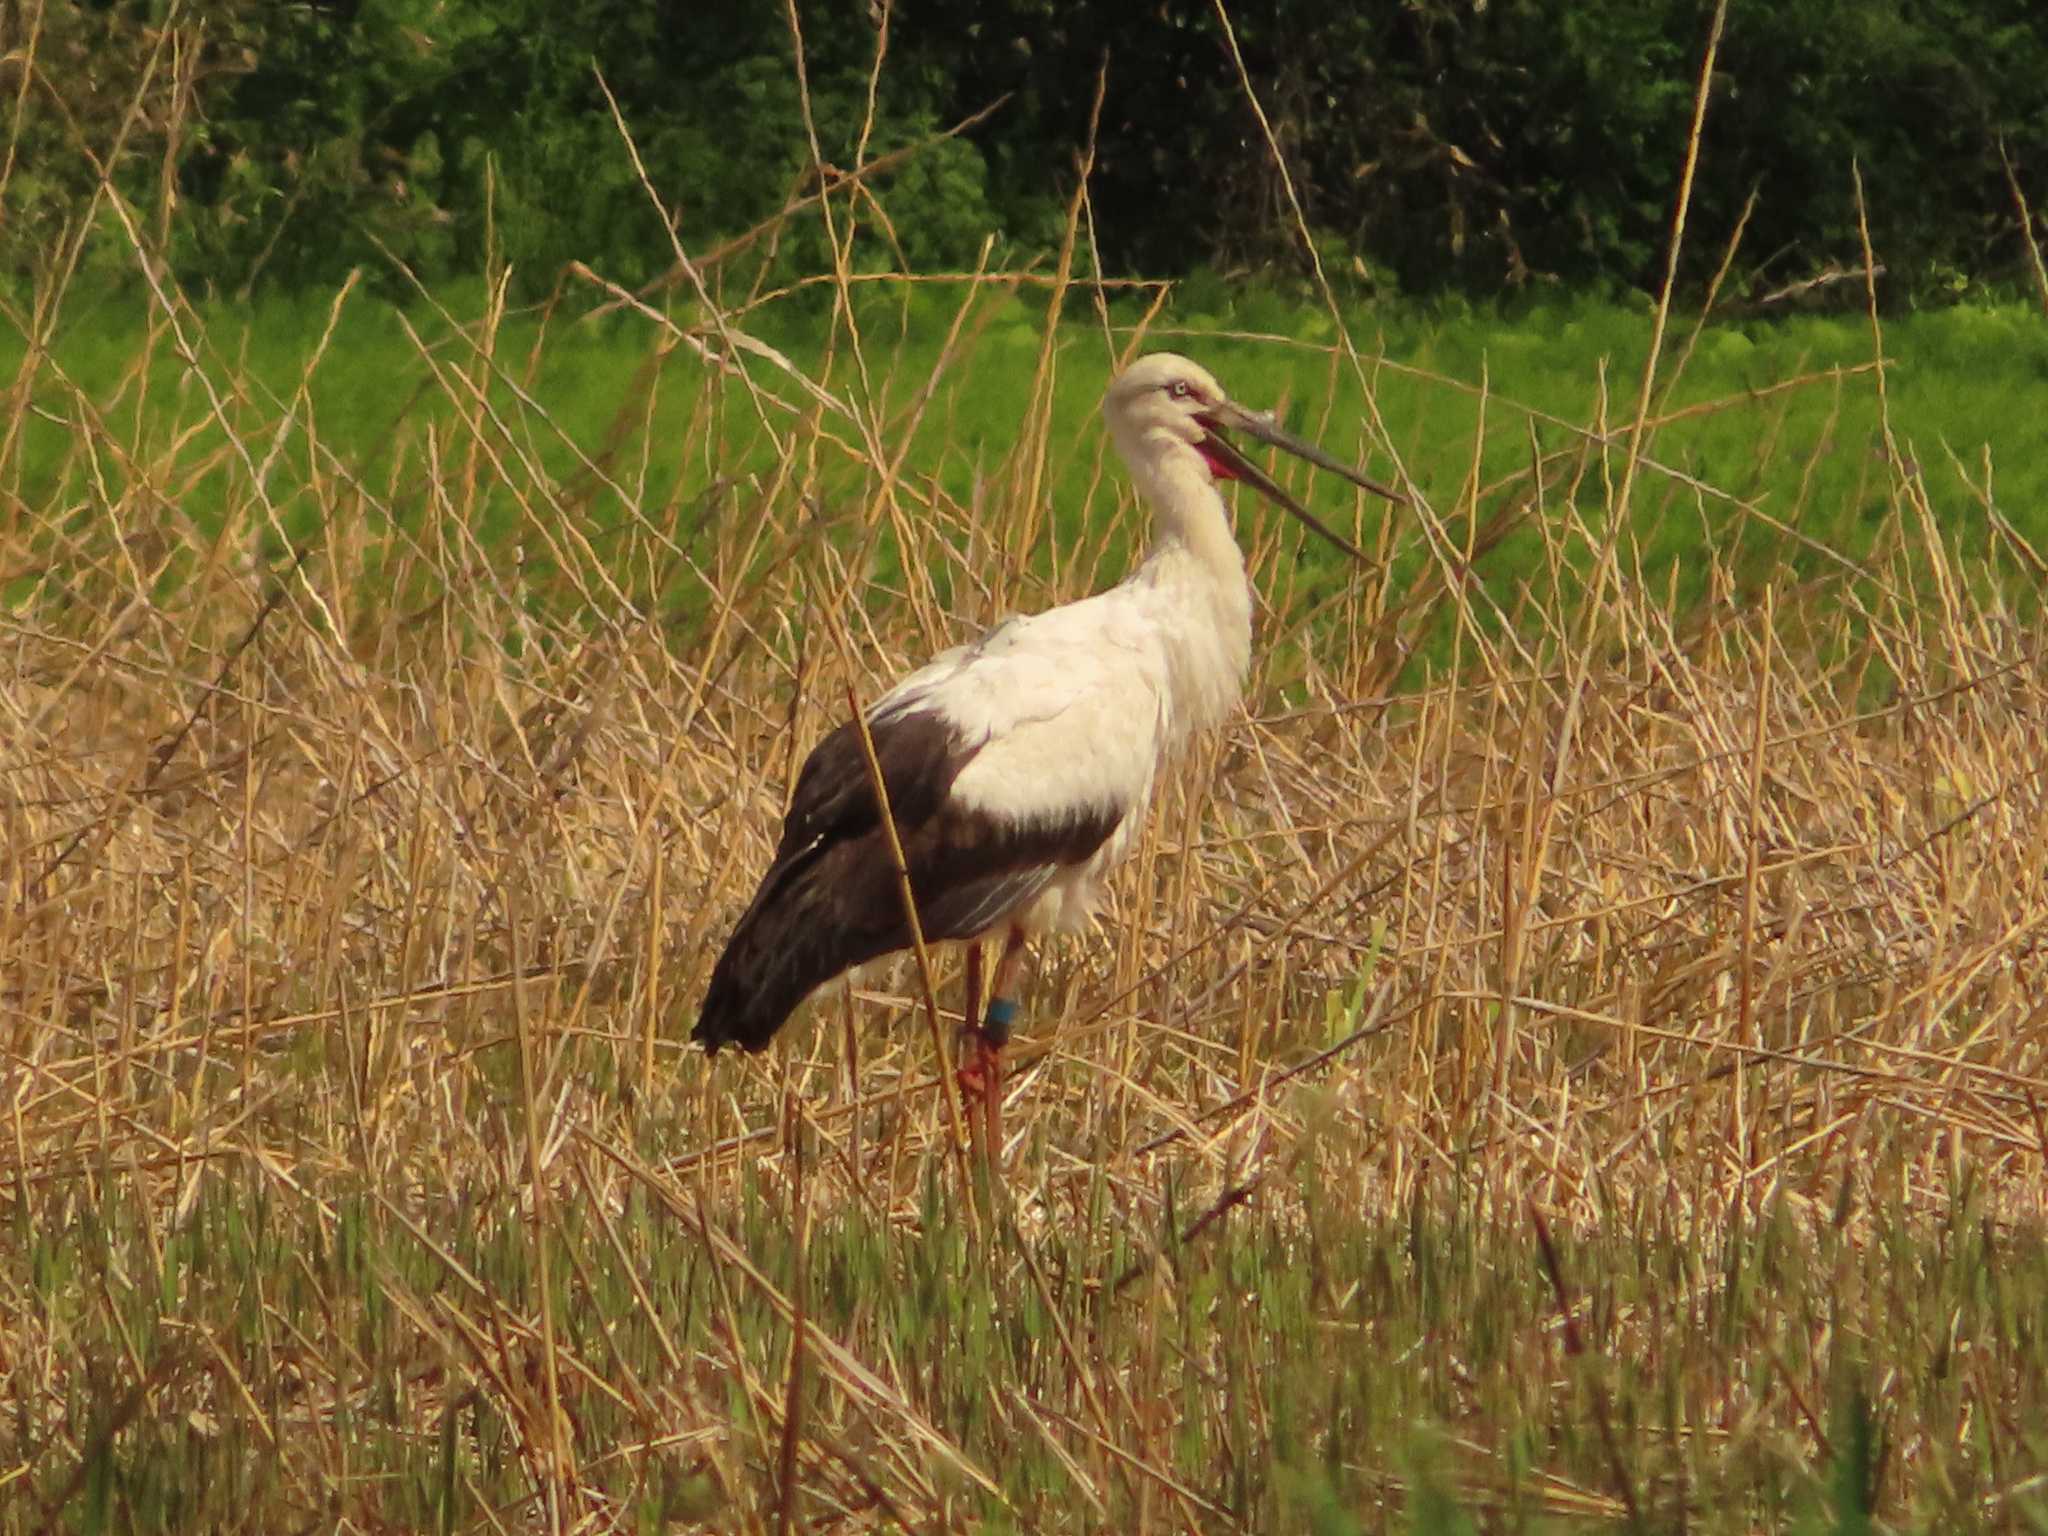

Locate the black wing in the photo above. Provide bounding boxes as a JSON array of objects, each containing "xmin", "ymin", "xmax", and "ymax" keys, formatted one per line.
[{"xmin": 693, "ymin": 710, "xmax": 1120, "ymax": 1053}]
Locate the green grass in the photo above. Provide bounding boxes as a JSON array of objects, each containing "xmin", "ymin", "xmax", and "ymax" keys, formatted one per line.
[
  {"xmin": 7, "ymin": 278, "xmax": 2044, "ymax": 643},
  {"xmin": 15, "ymin": 1140, "xmax": 2046, "ymax": 1531}
]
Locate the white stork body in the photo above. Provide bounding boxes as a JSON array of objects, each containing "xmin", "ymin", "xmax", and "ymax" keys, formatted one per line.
[
  {"xmin": 695, "ymin": 353, "xmax": 1392, "ymax": 1064},
  {"xmin": 866, "ymin": 496, "xmax": 1252, "ymax": 938}
]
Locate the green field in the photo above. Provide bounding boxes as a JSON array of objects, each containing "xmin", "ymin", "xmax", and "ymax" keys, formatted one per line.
[
  {"xmin": 5, "ymin": 263, "xmax": 2048, "ymax": 1533},
  {"xmin": 10, "ymin": 278, "xmax": 2047, "ymax": 631}
]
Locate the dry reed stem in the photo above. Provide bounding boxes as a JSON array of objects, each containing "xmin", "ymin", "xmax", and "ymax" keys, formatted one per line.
[{"xmin": 2001, "ymin": 139, "xmax": 2048, "ymax": 320}]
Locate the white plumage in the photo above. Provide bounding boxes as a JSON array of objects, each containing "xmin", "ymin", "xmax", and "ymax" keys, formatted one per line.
[
  {"xmin": 866, "ymin": 528, "xmax": 1242, "ymax": 936},
  {"xmin": 695, "ymin": 352, "xmax": 1397, "ymax": 1110}
]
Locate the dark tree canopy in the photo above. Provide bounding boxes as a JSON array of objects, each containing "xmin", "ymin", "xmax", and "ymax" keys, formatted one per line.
[{"xmin": 9, "ymin": 0, "xmax": 2046, "ymax": 303}]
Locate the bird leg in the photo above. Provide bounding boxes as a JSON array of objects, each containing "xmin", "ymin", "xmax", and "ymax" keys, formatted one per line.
[
  {"xmin": 956, "ymin": 943, "xmax": 997, "ymax": 1156},
  {"xmin": 959, "ymin": 942, "xmax": 985, "ymax": 1092},
  {"xmin": 956, "ymin": 926, "xmax": 1029, "ymax": 1155}
]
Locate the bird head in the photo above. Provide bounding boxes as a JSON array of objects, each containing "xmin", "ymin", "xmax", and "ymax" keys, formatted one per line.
[
  {"xmin": 1103, "ymin": 352, "xmax": 1404, "ymax": 563},
  {"xmin": 1102, "ymin": 353, "xmax": 1237, "ymax": 475}
]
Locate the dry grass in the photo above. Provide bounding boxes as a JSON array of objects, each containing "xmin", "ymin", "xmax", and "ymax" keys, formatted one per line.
[
  {"xmin": 6, "ymin": 253, "xmax": 2048, "ymax": 1531},
  {"xmin": 6, "ymin": 56, "xmax": 2048, "ymax": 1536}
]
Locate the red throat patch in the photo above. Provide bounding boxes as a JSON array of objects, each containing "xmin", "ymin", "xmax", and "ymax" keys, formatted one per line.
[{"xmin": 1195, "ymin": 438, "xmax": 1239, "ymax": 481}]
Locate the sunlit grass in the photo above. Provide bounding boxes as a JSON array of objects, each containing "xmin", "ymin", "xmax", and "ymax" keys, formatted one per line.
[{"xmin": 8, "ymin": 277, "xmax": 2043, "ymax": 646}]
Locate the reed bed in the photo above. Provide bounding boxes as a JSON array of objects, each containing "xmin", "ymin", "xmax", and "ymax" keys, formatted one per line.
[{"xmin": 5, "ymin": 203, "xmax": 2048, "ymax": 1532}]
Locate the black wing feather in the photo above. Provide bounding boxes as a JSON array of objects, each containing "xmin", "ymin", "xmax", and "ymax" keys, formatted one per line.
[{"xmin": 693, "ymin": 709, "xmax": 1121, "ymax": 1054}]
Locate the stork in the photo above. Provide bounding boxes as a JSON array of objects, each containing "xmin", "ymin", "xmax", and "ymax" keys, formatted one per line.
[{"xmin": 694, "ymin": 352, "xmax": 1400, "ymax": 1151}]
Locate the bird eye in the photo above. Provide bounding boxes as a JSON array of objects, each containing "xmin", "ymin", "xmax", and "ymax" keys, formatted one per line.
[{"xmin": 1165, "ymin": 380, "xmax": 1194, "ymax": 401}]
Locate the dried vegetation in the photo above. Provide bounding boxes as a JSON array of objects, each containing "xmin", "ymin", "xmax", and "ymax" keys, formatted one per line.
[{"xmin": 5, "ymin": 40, "xmax": 2048, "ymax": 1536}]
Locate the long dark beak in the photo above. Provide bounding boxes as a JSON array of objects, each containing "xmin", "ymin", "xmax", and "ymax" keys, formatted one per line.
[{"xmin": 1199, "ymin": 400, "xmax": 1404, "ymax": 566}]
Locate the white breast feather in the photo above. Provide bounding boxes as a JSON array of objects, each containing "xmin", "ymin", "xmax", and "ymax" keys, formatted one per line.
[
  {"xmin": 863, "ymin": 530, "xmax": 1253, "ymax": 935},
  {"xmin": 874, "ymin": 587, "xmax": 1171, "ymax": 829}
]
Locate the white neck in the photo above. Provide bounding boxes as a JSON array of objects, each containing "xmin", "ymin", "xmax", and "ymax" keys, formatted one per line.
[{"xmin": 1124, "ymin": 442, "xmax": 1254, "ymax": 738}]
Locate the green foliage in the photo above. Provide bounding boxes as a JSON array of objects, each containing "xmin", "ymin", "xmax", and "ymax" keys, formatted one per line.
[
  {"xmin": 1823, "ymin": 1386, "xmax": 1879, "ymax": 1536},
  {"xmin": 18, "ymin": 1144, "xmax": 2043, "ymax": 1530},
  {"xmin": 163, "ymin": 0, "xmax": 1005, "ymax": 296},
  {"xmin": 0, "ymin": 1, "xmax": 252, "ymax": 287},
  {"xmin": 12, "ymin": 2, "xmax": 2046, "ymax": 300},
  {"xmin": 908, "ymin": 0, "xmax": 2048, "ymax": 300}
]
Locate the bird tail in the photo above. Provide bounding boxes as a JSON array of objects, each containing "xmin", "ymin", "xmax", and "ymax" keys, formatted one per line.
[
  {"xmin": 693, "ymin": 852, "xmax": 885, "ymax": 1054},
  {"xmin": 693, "ymin": 953, "xmax": 805, "ymax": 1055}
]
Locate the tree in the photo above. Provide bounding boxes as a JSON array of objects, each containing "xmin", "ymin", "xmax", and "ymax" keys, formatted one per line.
[{"xmin": 9, "ymin": 0, "xmax": 2044, "ymax": 301}]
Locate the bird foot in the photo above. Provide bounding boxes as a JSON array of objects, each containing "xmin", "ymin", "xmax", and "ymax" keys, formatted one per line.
[
  {"xmin": 954, "ymin": 1025, "xmax": 1006, "ymax": 1159},
  {"xmin": 955, "ymin": 1027, "xmax": 1002, "ymax": 1102}
]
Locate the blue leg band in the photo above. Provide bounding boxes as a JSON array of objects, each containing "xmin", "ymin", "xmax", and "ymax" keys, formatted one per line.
[{"xmin": 983, "ymin": 996, "xmax": 1020, "ymax": 1047}]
